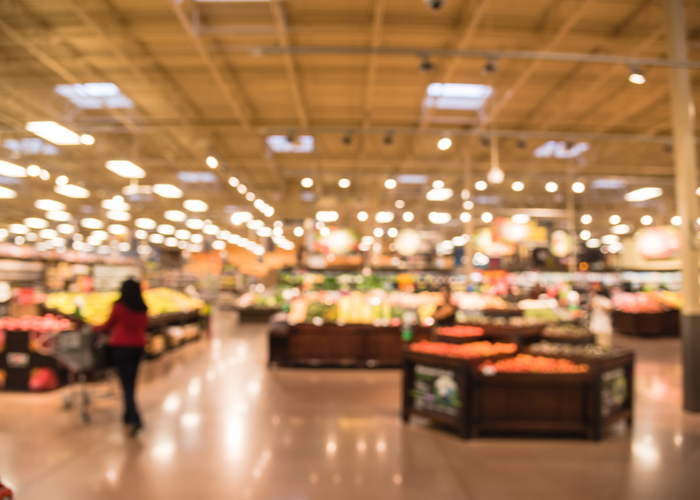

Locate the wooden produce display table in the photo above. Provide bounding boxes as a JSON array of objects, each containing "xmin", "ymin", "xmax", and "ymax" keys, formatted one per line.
[
  {"xmin": 402, "ymin": 351, "xmax": 473, "ymax": 438},
  {"xmin": 401, "ymin": 348, "xmax": 634, "ymax": 440},
  {"xmin": 612, "ymin": 310, "xmax": 679, "ymax": 336},
  {"xmin": 268, "ymin": 323, "xmax": 415, "ymax": 368},
  {"xmin": 235, "ymin": 307, "xmax": 282, "ymax": 323}
]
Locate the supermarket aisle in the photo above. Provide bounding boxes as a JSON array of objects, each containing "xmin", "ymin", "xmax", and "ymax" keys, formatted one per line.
[{"xmin": 1, "ymin": 312, "xmax": 700, "ymax": 500}]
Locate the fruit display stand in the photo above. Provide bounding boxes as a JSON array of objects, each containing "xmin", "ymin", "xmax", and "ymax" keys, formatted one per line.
[
  {"xmin": 476, "ymin": 324, "xmax": 545, "ymax": 346},
  {"xmin": 612, "ymin": 310, "xmax": 679, "ymax": 336},
  {"xmin": 0, "ymin": 316, "xmax": 74, "ymax": 392},
  {"xmin": 268, "ymin": 321, "xmax": 433, "ymax": 368},
  {"xmin": 401, "ymin": 341, "xmax": 519, "ymax": 438},
  {"xmin": 469, "ymin": 350, "xmax": 634, "ymax": 440},
  {"xmin": 402, "ymin": 351, "xmax": 473, "ymax": 438},
  {"xmin": 143, "ymin": 311, "xmax": 204, "ymax": 359},
  {"xmin": 235, "ymin": 306, "xmax": 282, "ymax": 323},
  {"xmin": 401, "ymin": 342, "xmax": 634, "ymax": 440},
  {"xmin": 270, "ymin": 323, "xmax": 402, "ymax": 368}
]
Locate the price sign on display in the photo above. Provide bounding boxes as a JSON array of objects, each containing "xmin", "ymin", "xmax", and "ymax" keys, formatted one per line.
[{"xmin": 410, "ymin": 364, "xmax": 463, "ymax": 417}]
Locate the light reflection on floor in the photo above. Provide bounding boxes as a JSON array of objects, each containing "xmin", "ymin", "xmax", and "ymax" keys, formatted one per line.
[{"xmin": 0, "ymin": 312, "xmax": 699, "ymax": 499}]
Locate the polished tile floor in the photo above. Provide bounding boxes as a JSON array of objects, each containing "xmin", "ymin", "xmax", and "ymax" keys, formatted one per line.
[{"xmin": 1, "ymin": 312, "xmax": 700, "ymax": 500}]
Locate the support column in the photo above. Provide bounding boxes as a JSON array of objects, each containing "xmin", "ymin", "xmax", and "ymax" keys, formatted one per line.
[
  {"xmin": 666, "ymin": 0, "xmax": 700, "ymax": 412},
  {"xmin": 566, "ymin": 162, "xmax": 578, "ymax": 273}
]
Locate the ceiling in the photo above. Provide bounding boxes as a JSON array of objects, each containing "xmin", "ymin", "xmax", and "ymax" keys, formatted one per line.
[{"xmin": 0, "ymin": 0, "xmax": 699, "ymax": 246}]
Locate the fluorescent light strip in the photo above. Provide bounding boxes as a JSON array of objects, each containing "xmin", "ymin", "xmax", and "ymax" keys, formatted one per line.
[{"xmin": 26, "ymin": 121, "xmax": 82, "ymax": 146}]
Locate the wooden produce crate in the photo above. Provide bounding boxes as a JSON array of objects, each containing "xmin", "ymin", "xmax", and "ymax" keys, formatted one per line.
[
  {"xmin": 469, "ymin": 351, "xmax": 634, "ymax": 440},
  {"xmin": 540, "ymin": 332, "xmax": 596, "ymax": 345},
  {"xmin": 481, "ymin": 324, "xmax": 545, "ymax": 346},
  {"xmin": 236, "ymin": 307, "xmax": 282, "ymax": 323},
  {"xmin": 365, "ymin": 326, "xmax": 405, "ymax": 366},
  {"xmin": 482, "ymin": 307, "xmax": 522, "ymax": 318},
  {"xmin": 612, "ymin": 311, "xmax": 637, "ymax": 335},
  {"xmin": 613, "ymin": 311, "xmax": 679, "ymax": 337},
  {"xmin": 287, "ymin": 324, "xmax": 365, "ymax": 367},
  {"xmin": 664, "ymin": 309, "xmax": 680, "ymax": 336}
]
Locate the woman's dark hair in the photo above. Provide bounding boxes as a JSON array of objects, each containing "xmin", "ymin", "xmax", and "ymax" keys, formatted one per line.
[{"xmin": 118, "ymin": 279, "xmax": 148, "ymax": 312}]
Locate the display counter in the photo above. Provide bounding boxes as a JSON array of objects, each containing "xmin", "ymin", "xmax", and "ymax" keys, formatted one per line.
[
  {"xmin": 269, "ymin": 323, "xmax": 431, "ymax": 368},
  {"xmin": 612, "ymin": 310, "xmax": 679, "ymax": 336},
  {"xmin": 401, "ymin": 342, "xmax": 634, "ymax": 440},
  {"xmin": 234, "ymin": 306, "xmax": 282, "ymax": 323}
]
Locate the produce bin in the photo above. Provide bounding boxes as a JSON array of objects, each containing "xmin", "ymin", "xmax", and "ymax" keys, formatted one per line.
[
  {"xmin": 469, "ymin": 351, "xmax": 634, "ymax": 440},
  {"xmin": 269, "ymin": 323, "xmax": 427, "ymax": 368},
  {"xmin": 235, "ymin": 307, "xmax": 282, "ymax": 323}
]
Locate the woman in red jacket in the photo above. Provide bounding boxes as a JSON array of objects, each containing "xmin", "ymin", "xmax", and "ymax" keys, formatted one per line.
[{"xmin": 97, "ymin": 279, "xmax": 148, "ymax": 436}]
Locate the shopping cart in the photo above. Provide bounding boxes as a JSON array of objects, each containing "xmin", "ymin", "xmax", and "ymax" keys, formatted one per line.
[{"xmin": 51, "ymin": 326, "xmax": 116, "ymax": 423}]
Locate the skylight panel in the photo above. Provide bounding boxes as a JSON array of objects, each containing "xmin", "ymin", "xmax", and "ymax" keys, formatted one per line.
[
  {"xmin": 54, "ymin": 83, "xmax": 134, "ymax": 110},
  {"xmin": 266, "ymin": 135, "xmax": 315, "ymax": 154},
  {"xmin": 534, "ymin": 141, "xmax": 590, "ymax": 159},
  {"xmin": 425, "ymin": 83, "xmax": 493, "ymax": 111},
  {"xmin": 2, "ymin": 138, "xmax": 58, "ymax": 156}
]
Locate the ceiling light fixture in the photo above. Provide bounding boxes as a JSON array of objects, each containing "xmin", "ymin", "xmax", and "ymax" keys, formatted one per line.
[
  {"xmin": 624, "ymin": 187, "xmax": 663, "ymax": 202},
  {"xmin": 317, "ymin": 211, "xmax": 340, "ymax": 223},
  {"xmin": 511, "ymin": 214, "xmax": 531, "ymax": 224},
  {"xmin": 572, "ymin": 182, "xmax": 586, "ymax": 193},
  {"xmin": 581, "ymin": 214, "xmax": 592, "ymax": 225},
  {"xmin": 34, "ymin": 199, "xmax": 66, "ymax": 211},
  {"xmin": 641, "ymin": 215, "xmax": 653, "ymax": 226},
  {"xmin": 511, "ymin": 181, "xmax": 524, "ymax": 192},
  {"xmin": 384, "ymin": 179, "xmax": 397, "ymax": 189},
  {"xmin": 301, "ymin": 177, "xmax": 314, "ymax": 188},
  {"xmin": 206, "ymin": 156, "xmax": 219, "ymax": 169},
  {"xmin": 487, "ymin": 134, "xmax": 505, "ymax": 184},
  {"xmin": 375, "ymin": 212, "xmax": 395, "ymax": 224},
  {"xmin": 460, "ymin": 212, "xmax": 472, "ymax": 223},
  {"xmin": 153, "ymin": 184, "xmax": 183, "ymax": 199},
  {"xmin": 426, "ymin": 188, "xmax": 454, "ymax": 201},
  {"xmin": 135, "ymin": 218, "xmax": 157, "ymax": 230},
  {"xmin": 629, "ymin": 68, "xmax": 646, "ymax": 85},
  {"xmin": 357, "ymin": 211, "xmax": 369, "ymax": 222},
  {"xmin": 545, "ymin": 182, "xmax": 559, "ymax": 193},
  {"xmin": 80, "ymin": 218, "xmax": 104, "ymax": 230},
  {"xmin": 183, "ymin": 200, "xmax": 208, "ymax": 212},
  {"xmin": 165, "ymin": 210, "xmax": 187, "ymax": 222},
  {"xmin": 106, "ymin": 160, "xmax": 146, "ymax": 179},
  {"xmin": 338, "ymin": 178, "xmax": 351, "ymax": 188},
  {"xmin": 25, "ymin": 121, "xmax": 84, "ymax": 146},
  {"xmin": 0, "ymin": 160, "xmax": 27, "ymax": 178},
  {"xmin": 46, "ymin": 211, "xmax": 71, "ymax": 222},
  {"xmin": 609, "ymin": 215, "xmax": 621, "ymax": 225},
  {"xmin": 55, "ymin": 184, "xmax": 90, "ymax": 198},
  {"xmin": 437, "ymin": 137, "xmax": 452, "ymax": 151},
  {"xmin": 481, "ymin": 212, "xmax": 494, "ymax": 223},
  {"xmin": 0, "ymin": 186, "xmax": 17, "ymax": 199},
  {"xmin": 403, "ymin": 212, "xmax": 414, "ymax": 222},
  {"xmin": 428, "ymin": 212, "xmax": 451, "ymax": 225},
  {"xmin": 580, "ymin": 230, "xmax": 591, "ymax": 241},
  {"xmin": 106, "ymin": 210, "xmax": 130, "ymax": 221},
  {"xmin": 475, "ymin": 181, "xmax": 488, "ymax": 191}
]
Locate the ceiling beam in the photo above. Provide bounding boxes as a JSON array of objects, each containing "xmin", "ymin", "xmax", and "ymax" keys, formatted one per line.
[
  {"xmin": 362, "ymin": 0, "xmax": 387, "ymax": 129},
  {"xmin": 538, "ymin": 27, "xmax": 665, "ymax": 131},
  {"xmin": 169, "ymin": 0, "xmax": 251, "ymax": 129},
  {"xmin": 420, "ymin": 0, "xmax": 491, "ymax": 129},
  {"xmin": 480, "ymin": 0, "xmax": 596, "ymax": 128},
  {"xmin": 269, "ymin": 0, "xmax": 308, "ymax": 128}
]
